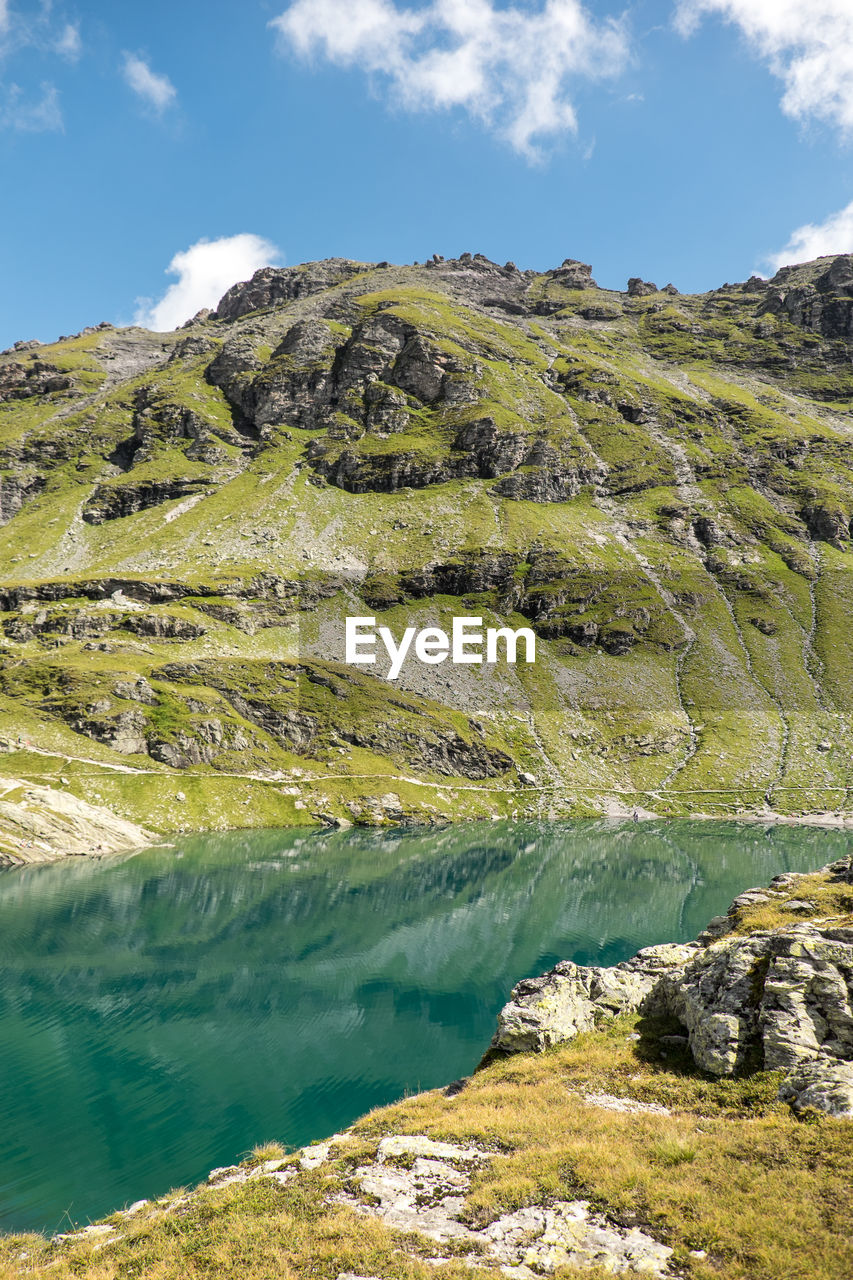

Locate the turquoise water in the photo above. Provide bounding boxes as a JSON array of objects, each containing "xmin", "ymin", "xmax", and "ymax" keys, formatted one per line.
[{"xmin": 0, "ymin": 819, "xmax": 845, "ymax": 1235}]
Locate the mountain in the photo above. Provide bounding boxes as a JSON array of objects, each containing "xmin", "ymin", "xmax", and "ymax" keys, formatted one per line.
[{"xmin": 2, "ymin": 251, "xmax": 853, "ymax": 848}]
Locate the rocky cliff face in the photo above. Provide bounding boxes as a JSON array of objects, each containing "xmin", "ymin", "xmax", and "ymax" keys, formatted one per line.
[
  {"xmin": 2, "ymin": 252, "xmax": 853, "ymax": 837},
  {"xmin": 759, "ymin": 254, "xmax": 853, "ymax": 340}
]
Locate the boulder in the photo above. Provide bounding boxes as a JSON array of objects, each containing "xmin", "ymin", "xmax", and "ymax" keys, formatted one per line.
[
  {"xmin": 553, "ymin": 259, "xmax": 596, "ymax": 289},
  {"xmin": 490, "ymin": 943, "xmax": 697, "ymax": 1055},
  {"xmin": 627, "ymin": 278, "xmax": 658, "ymax": 298},
  {"xmin": 778, "ymin": 1060, "xmax": 853, "ymax": 1118}
]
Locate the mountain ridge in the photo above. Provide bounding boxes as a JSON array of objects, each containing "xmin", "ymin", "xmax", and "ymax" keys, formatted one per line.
[{"xmin": 2, "ymin": 250, "xmax": 853, "ymax": 849}]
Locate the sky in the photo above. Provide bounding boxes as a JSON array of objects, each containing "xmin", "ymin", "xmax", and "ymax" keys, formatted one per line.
[{"xmin": 1, "ymin": 0, "xmax": 852, "ymax": 348}]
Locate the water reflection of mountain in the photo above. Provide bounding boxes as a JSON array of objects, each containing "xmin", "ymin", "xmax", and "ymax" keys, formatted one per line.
[{"xmin": 0, "ymin": 820, "xmax": 841, "ymax": 1235}]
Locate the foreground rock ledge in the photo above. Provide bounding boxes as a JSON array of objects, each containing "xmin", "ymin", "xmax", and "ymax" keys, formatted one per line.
[
  {"xmin": 54, "ymin": 1133, "xmax": 678, "ymax": 1279},
  {"xmin": 488, "ymin": 856, "xmax": 853, "ymax": 1118}
]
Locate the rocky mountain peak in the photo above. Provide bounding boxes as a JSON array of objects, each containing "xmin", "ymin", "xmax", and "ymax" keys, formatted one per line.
[
  {"xmin": 770, "ymin": 252, "xmax": 853, "ymax": 293},
  {"xmin": 761, "ymin": 252, "xmax": 853, "ymax": 338},
  {"xmin": 214, "ymin": 258, "xmax": 376, "ymax": 321}
]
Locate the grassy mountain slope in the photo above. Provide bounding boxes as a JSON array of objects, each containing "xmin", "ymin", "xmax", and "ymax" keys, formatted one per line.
[{"xmin": 2, "ymin": 251, "xmax": 853, "ymax": 839}]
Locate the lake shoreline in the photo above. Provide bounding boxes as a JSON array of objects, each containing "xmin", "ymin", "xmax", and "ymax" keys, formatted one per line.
[{"xmin": 4, "ymin": 792, "xmax": 853, "ymax": 871}]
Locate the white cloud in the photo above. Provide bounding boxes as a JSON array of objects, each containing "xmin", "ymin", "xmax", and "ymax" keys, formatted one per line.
[
  {"xmin": 271, "ymin": 0, "xmax": 629, "ymax": 158},
  {"xmin": 1, "ymin": 80, "xmax": 62, "ymax": 130},
  {"xmin": 54, "ymin": 22, "xmax": 81, "ymax": 61},
  {"xmin": 768, "ymin": 201, "xmax": 853, "ymax": 272},
  {"xmin": 675, "ymin": 1, "xmax": 853, "ymax": 134},
  {"xmin": 135, "ymin": 234, "xmax": 283, "ymax": 332},
  {"xmin": 0, "ymin": 2, "xmax": 9, "ymax": 37},
  {"xmin": 122, "ymin": 52, "xmax": 177, "ymax": 114}
]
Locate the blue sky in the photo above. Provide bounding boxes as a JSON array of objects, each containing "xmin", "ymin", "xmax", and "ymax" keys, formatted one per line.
[{"xmin": 1, "ymin": 0, "xmax": 852, "ymax": 348}]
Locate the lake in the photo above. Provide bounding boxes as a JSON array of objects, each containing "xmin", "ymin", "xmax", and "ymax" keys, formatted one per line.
[{"xmin": 0, "ymin": 818, "xmax": 844, "ymax": 1235}]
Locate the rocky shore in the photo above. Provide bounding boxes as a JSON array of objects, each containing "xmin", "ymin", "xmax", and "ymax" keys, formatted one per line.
[
  {"xmin": 489, "ymin": 855, "xmax": 853, "ymax": 1119},
  {"xmin": 0, "ymin": 775, "xmax": 152, "ymax": 867}
]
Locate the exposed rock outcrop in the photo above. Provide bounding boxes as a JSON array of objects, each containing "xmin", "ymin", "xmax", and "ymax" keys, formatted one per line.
[
  {"xmin": 3, "ymin": 608, "xmax": 206, "ymax": 643},
  {"xmin": 337, "ymin": 721, "xmax": 512, "ymax": 780},
  {"xmin": 0, "ymin": 776, "xmax": 152, "ymax": 866},
  {"xmin": 82, "ymin": 478, "xmax": 210, "ymax": 524},
  {"xmin": 0, "ymin": 471, "xmax": 46, "ymax": 524},
  {"xmin": 208, "ymin": 307, "xmax": 481, "ymax": 459},
  {"xmin": 0, "ymin": 578, "xmax": 191, "ymax": 611},
  {"xmin": 489, "ymin": 857, "xmax": 853, "ymax": 1118},
  {"xmin": 384, "ymin": 549, "xmax": 673, "ymax": 650},
  {"xmin": 0, "ymin": 574, "xmax": 299, "ymax": 614},
  {"xmin": 778, "ymin": 1059, "xmax": 853, "ymax": 1118},
  {"xmin": 214, "ymin": 259, "xmax": 375, "ymax": 321},
  {"xmin": 552, "ymin": 258, "xmax": 596, "ymax": 289},
  {"xmin": 0, "ymin": 358, "xmax": 72, "ymax": 402},
  {"xmin": 125, "ymin": 385, "xmax": 251, "ymax": 461},
  {"xmin": 657, "ymin": 920, "xmax": 853, "ymax": 1082},
  {"xmin": 489, "ymin": 943, "xmax": 697, "ymax": 1055},
  {"xmin": 760, "ymin": 254, "xmax": 853, "ymax": 339},
  {"xmin": 802, "ymin": 500, "xmax": 849, "ymax": 549},
  {"xmin": 336, "ymin": 1135, "xmax": 674, "ymax": 1277},
  {"xmin": 627, "ymin": 278, "xmax": 659, "ymax": 298}
]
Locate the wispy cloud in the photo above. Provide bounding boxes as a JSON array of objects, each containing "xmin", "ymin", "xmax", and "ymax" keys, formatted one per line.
[
  {"xmin": 768, "ymin": 201, "xmax": 853, "ymax": 273},
  {"xmin": 271, "ymin": 0, "xmax": 630, "ymax": 159},
  {"xmin": 135, "ymin": 234, "xmax": 282, "ymax": 332},
  {"xmin": 0, "ymin": 3, "xmax": 82, "ymax": 57},
  {"xmin": 675, "ymin": 1, "xmax": 853, "ymax": 134},
  {"xmin": 122, "ymin": 52, "xmax": 177, "ymax": 115},
  {"xmin": 0, "ymin": 6, "xmax": 80, "ymax": 133},
  {"xmin": 1, "ymin": 79, "xmax": 62, "ymax": 131},
  {"xmin": 54, "ymin": 21, "xmax": 81, "ymax": 62}
]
